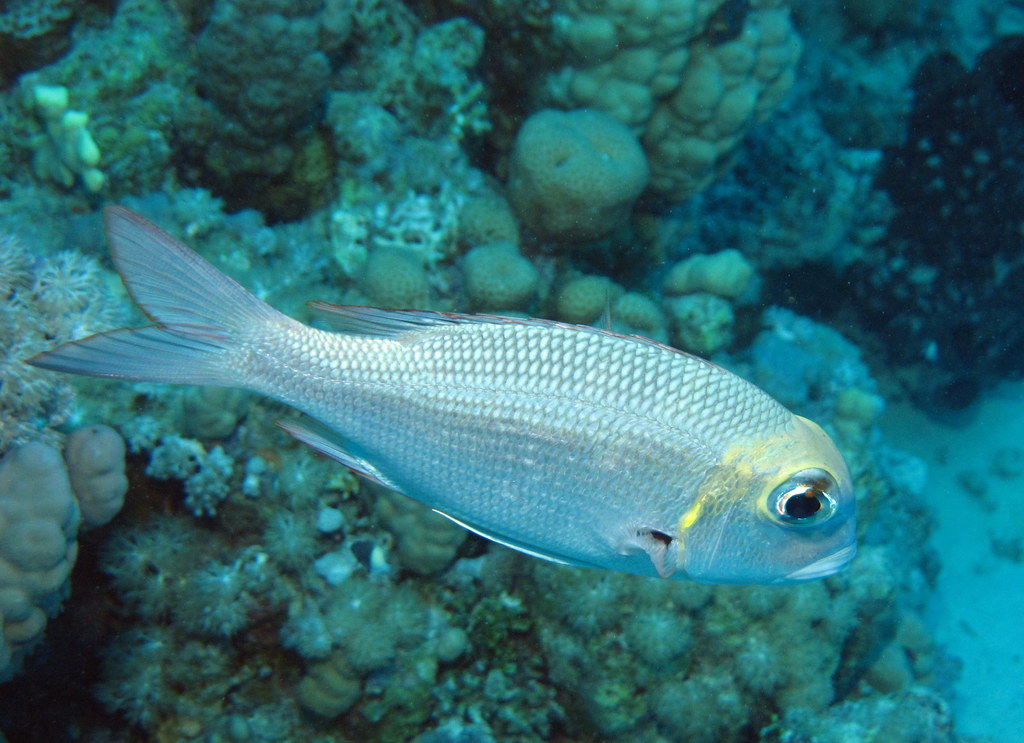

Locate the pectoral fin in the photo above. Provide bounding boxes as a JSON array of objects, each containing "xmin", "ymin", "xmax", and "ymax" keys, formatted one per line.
[{"xmin": 618, "ymin": 526, "xmax": 679, "ymax": 578}]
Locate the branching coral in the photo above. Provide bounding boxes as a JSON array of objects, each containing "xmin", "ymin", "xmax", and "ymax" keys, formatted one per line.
[{"xmin": 28, "ymin": 84, "xmax": 105, "ymax": 193}]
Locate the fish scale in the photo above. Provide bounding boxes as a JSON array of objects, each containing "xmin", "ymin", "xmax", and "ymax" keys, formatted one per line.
[
  {"xmin": 245, "ymin": 320, "xmax": 792, "ymax": 571},
  {"xmin": 29, "ymin": 207, "xmax": 857, "ymax": 583}
]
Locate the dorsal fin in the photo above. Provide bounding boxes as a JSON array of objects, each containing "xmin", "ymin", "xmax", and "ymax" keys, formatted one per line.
[
  {"xmin": 308, "ymin": 303, "xmax": 496, "ymax": 338},
  {"xmin": 601, "ymin": 287, "xmax": 614, "ymax": 331},
  {"xmin": 307, "ymin": 303, "xmax": 689, "ymax": 354}
]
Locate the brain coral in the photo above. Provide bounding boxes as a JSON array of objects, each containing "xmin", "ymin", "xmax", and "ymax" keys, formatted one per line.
[
  {"xmin": 507, "ymin": 108, "xmax": 649, "ymax": 242},
  {"xmin": 613, "ymin": 291, "xmax": 667, "ymax": 342},
  {"xmin": 544, "ymin": 0, "xmax": 802, "ymax": 200}
]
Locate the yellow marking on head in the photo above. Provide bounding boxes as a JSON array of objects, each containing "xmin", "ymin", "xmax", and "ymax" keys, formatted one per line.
[
  {"xmin": 678, "ymin": 500, "xmax": 704, "ymax": 533},
  {"xmin": 713, "ymin": 414, "xmax": 850, "ymax": 520},
  {"xmin": 673, "ymin": 499, "xmax": 704, "ymax": 571},
  {"xmin": 674, "ymin": 413, "xmax": 849, "ymax": 572}
]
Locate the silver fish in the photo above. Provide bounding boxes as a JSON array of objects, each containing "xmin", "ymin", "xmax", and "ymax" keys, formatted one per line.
[{"xmin": 30, "ymin": 207, "xmax": 856, "ymax": 584}]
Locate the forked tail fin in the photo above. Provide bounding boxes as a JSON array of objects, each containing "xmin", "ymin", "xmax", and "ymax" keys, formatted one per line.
[{"xmin": 28, "ymin": 206, "xmax": 285, "ymax": 386}]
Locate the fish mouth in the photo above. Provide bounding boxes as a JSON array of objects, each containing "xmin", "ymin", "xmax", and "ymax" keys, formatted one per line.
[{"xmin": 781, "ymin": 543, "xmax": 857, "ymax": 582}]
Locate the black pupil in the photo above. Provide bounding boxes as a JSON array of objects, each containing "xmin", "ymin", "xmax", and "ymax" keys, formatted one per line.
[{"xmin": 784, "ymin": 489, "xmax": 823, "ymax": 519}]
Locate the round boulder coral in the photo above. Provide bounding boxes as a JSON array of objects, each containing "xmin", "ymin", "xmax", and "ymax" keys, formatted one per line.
[
  {"xmin": 663, "ymin": 249, "xmax": 754, "ymax": 299},
  {"xmin": 358, "ymin": 246, "xmax": 431, "ymax": 309},
  {"xmin": 556, "ymin": 275, "xmax": 623, "ymax": 325},
  {"xmin": 665, "ymin": 292, "xmax": 734, "ymax": 356},
  {"xmin": 462, "ymin": 241, "xmax": 538, "ymax": 312},
  {"xmin": 459, "ymin": 194, "xmax": 520, "ymax": 248},
  {"xmin": 507, "ymin": 109, "xmax": 649, "ymax": 242},
  {"xmin": 612, "ymin": 292, "xmax": 667, "ymax": 342}
]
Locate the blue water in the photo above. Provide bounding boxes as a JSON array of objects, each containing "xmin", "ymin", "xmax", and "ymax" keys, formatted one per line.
[{"xmin": 1, "ymin": 1, "xmax": 1021, "ymax": 741}]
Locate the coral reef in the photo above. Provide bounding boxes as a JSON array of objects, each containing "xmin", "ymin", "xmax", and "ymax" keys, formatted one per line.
[
  {"xmin": 767, "ymin": 686, "xmax": 955, "ymax": 743},
  {"xmin": 851, "ymin": 35, "xmax": 1024, "ymax": 409},
  {"xmin": 740, "ymin": 307, "xmax": 879, "ymax": 426},
  {"xmin": 0, "ymin": 0, "xmax": 77, "ymax": 83},
  {"xmin": 542, "ymin": 0, "xmax": 802, "ymax": 201},
  {"xmin": 183, "ymin": 0, "xmax": 339, "ymax": 217},
  {"xmin": 663, "ymin": 104, "xmax": 890, "ymax": 272},
  {"xmin": 0, "ymin": 1, "xmax": 999, "ymax": 741}
]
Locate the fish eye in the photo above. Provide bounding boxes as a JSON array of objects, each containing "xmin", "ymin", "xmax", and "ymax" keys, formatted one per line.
[{"xmin": 768, "ymin": 469, "xmax": 838, "ymax": 526}]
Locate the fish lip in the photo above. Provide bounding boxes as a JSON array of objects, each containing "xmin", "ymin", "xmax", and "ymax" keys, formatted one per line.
[{"xmin": 781, "ymin": 543, "xmax": 858, "ymax": 582}]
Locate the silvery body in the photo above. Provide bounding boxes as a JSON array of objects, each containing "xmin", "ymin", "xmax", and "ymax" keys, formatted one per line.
[{"xmin": 30, "ymin": 207, "xmax": 857, "ymax": 584}]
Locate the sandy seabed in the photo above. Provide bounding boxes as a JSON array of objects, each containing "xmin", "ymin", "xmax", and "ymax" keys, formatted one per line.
[{"xmin": 882, "ymin": 382, "xmax": 1024, "ymax": 743}]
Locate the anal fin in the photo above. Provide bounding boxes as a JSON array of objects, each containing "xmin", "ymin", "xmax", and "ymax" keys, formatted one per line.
[
  {"xmin": 277, "ymin": 420, "xmax": 401, "ymax": 491},
  {"xmin": 434, "ymin": 510, "xmax": 605, "ymax": 569}
]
